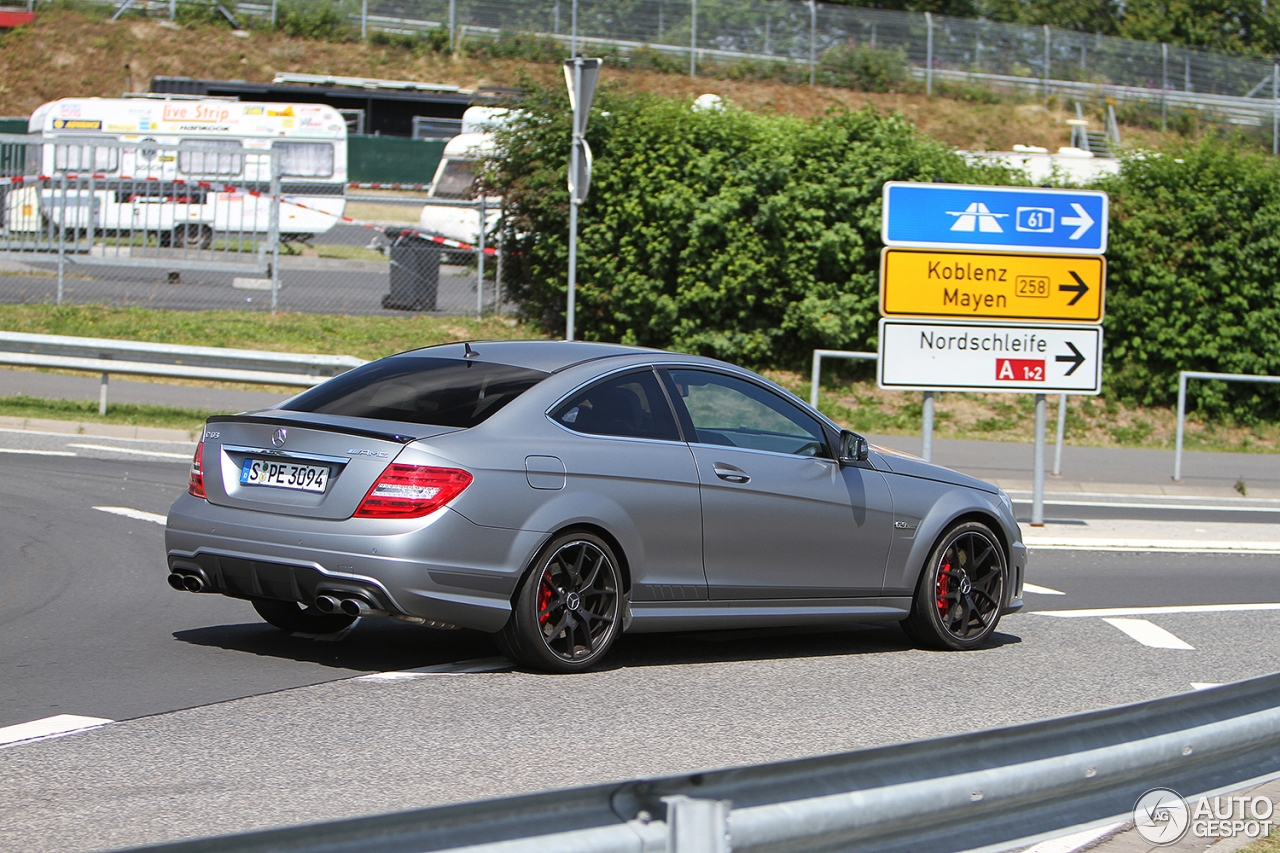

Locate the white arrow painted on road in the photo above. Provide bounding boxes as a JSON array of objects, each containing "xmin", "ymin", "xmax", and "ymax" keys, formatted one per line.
[{"xmin": 1061, "ymin": 203, "xmax": 1094, "ymax": 240}]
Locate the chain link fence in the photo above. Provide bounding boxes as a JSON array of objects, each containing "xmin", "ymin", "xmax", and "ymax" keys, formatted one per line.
[
  {"xmin": 79, "ymin": 0, "xmax": 1280, "ymax": 140},
  {"xmin": 0, "ymin": 131, "xmax": 503, "ymax": 317}
]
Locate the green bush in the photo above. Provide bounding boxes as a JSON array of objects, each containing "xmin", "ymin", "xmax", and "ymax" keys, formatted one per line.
[
  {"xmin": 462, "ymin": 31, "xmax": 563, "ymax": 63},
  {"xmin": 1098, "ymin": 137, "xmax": 1280, "ymax": 421},
  {"xmin": 276, "ymin": 0, "xmax": 355, "ymax": 41},
  {"xmin": 817, "ymin": 42, "xmax": 909, "ymax": 93},
  {"xmin": 491, "ymin": 89, "xmax": 1012, "ymax": 368}
]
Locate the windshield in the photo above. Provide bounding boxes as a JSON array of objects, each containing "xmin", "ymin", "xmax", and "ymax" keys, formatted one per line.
[
  {"xmin": 432, "ymin": 159, "xmax": 479, "ymax": 199},
  {"xmin": 281, "ymin": 357, "xmax": 548, "ymax": 428}
]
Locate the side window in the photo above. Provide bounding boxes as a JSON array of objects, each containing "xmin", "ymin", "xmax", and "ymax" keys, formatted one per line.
[
  {"xmin": 178, "ymin": 139, "xmax": 243, "ymax": 177},
  {"xmin": 552, "ymin": 370, "xmax": 680, "ymax": 442},
  {"xmin": 666, "ymin": 369, "xmax": 830, "ymax": 457},
  {"xmin": 275, "ymin": 142, "xmax": 334, "ymax": 178},
  {"xmin": 53, "ymin": 143, "xmax": 119, "ymax": 174}
]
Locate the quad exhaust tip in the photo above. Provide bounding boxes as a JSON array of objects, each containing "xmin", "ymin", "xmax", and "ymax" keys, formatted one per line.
[
  {"xmin": 315, "ymin": 593, "xmax": 388, "ymax": 618},
  {"xmin": 168, "ymin": 571, "xmax": 206, "ymax": 593}
]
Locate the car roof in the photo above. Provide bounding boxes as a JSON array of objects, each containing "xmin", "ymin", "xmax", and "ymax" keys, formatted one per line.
[{"xmin": 395, "ymin": 340, "xmax": 717, "ymax": 374}]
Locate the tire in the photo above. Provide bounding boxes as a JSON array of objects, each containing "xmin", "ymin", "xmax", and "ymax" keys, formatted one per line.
[
  {"xmin": 172, "ymin": 224, "xmax": 212, "ymax": 250},
  {"xmin": 495, "ymin": 532, "xmax": 624, "ymax": 673},
  {"xmin": 902, "ymin": 521, "xmax": 1007, "ymax": 650},
  {"xmin": 252, "ymin": 599, "xmax": 356, "ymax": 635}
]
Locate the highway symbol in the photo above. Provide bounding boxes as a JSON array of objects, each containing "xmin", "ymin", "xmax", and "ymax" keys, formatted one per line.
[
  {"xmin": 878, "ymin": 249, "xmax": 1105, "ymax": 323},
  {"xmin": 948, "ymin": 202, "xmax": 1008, "ymax": 232},
  {"xmin": 882, "ymin": 183, "xmax": 1109, "ymax": 254},
  {"xmin": 877, "ymin": 319, "xmax": 1103, "ymax": 394}
]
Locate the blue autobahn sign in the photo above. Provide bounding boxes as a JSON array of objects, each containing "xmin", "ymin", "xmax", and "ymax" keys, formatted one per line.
[{"xmin": 882, "ymin": 182, "xmax": 1109, "ymax": 255}]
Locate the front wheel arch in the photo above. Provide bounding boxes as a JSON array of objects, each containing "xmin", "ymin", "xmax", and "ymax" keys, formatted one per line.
[{"xmin": 901, "ymin": 519, "xmax": 1009, "ymax": 651}]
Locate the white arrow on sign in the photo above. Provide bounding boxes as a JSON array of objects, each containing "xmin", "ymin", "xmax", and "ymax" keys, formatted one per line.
[{"xmin": 1062, "ymin": 203, "xmax": 1094, "ymax": 240}]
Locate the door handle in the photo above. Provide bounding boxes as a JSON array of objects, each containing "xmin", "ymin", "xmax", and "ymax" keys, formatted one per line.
[{"xmin": 713, "ymin": 464, "xmax": 750, "ymax": 484}]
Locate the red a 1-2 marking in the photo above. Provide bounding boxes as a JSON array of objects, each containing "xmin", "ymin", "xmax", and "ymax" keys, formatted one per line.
[{"xmin": 996, "ymin": 358, "xmax": 1044, "ymax": 381}]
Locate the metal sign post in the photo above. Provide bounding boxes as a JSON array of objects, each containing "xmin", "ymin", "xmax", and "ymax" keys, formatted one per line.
[{"xmin": 564, "ymin": 57, "xmax": 601, "ymax": 342}]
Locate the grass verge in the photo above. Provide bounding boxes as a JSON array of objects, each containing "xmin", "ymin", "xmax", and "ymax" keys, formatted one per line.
[
  {"xmin": 2, "ymin": 304, "xmax": 1278, "ymax": 456},
  {"xmin": 0, "ymin": 394, "xmax": 212, "ymax": 432}
]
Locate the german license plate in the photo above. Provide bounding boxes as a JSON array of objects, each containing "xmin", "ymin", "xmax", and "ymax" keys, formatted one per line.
[{"xmin": 240, "ymin": 458, "xmax": 329, "ymax": 493}]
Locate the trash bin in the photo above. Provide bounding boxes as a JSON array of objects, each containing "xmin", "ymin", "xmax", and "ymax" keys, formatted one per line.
[{"xmin": 382, "ymin": 229, "xmax": 440, "ymax": 311}]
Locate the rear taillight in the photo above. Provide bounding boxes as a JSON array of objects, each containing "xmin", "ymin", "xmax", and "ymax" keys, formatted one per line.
[
  {"xmin": 354, "ymin": 465, "xmax": 472, "ymax": 519},
  {"xmin": 188, "ymin": 441, "xmax": 206, "ymax": 499}
]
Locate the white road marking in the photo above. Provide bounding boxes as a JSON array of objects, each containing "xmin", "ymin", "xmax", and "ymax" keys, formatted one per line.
[
  {"xmin": 1102, "ymin": 618, "xmax": 1195, "ymax": 650},
  {"xmin": 0, "ymin": 448, "xmax": 76, "ymax": 456},
  {"xmin": 70, "ymin": 443, "xmax": 190, "ymax": 460},
  {"xmin": 1017, "ymin": 822, "xmax": 1125, "ymax": 853},
  {"xmin": 1014, "ymin": 498, "xmax": 1280, "ymax": 513},
  {"xmin": 93, "ymin": 506, "xmax": 167, "ymax": 525},
  {"xmin": 0, "ymin": 714, "xmax": 113, "ymax": 747},
  {"xmin": 355, "ymin": 657, "xmax": 512, "ymax": 680},
  {"xmin": 1023, "ymin": 583, "xmax": 1065, "ymax": 595},
  {"xmin": 1034, "ymin": 603, "xmax": 1280, "ymax": 618},
  {"xmin": 1191, "ymin": 682, "xmax": 1223, "ymax": 690},
  {"xmin": 1024, "ymin": 537, "xmax": 1280, "ymax": 553}
]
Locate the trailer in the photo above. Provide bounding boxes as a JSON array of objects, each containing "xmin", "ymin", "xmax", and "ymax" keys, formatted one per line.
[{"xmin": 5, "ymin": 97, "xmax": 348, "ymax": 247}]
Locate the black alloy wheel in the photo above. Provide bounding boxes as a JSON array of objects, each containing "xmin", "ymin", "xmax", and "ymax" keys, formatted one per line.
[
  {"xmin": 903, "ymin": 521, "xmax": 1007, "ymax": 650},
  {"xmin": 497, "ymin": 532, "xmax": 623, "ymax": 673},
  {"xmin": 252, "ymin": 599, "xmax": 356, "ymax": 635}
]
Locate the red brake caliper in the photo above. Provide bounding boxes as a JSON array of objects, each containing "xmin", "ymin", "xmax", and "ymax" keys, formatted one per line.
[
  {"xmin": 935, "ymin": 560, "xmax": 951, "ymax": 614},
  {"xmin": 537, "ymin": 571, "xmax": 554, "ymax": 625}
]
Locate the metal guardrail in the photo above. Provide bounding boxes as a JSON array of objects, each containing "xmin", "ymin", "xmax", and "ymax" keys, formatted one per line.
[
  {"xmin": 1173, "ymin": 370, "xmax": 1280, "ymax": 481},
  {"xmin": 0, "ymin": 331, "xmax": 366, "ymax": 414},
  {"xmin": 117, "ymin": 671, "xmax": 1280, "ymax": 853}
]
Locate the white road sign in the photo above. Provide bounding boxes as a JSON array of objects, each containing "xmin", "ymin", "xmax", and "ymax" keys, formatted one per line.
[{"xmin": 878, "ymin": 319, "xmax": 1102, "ymax": 394}]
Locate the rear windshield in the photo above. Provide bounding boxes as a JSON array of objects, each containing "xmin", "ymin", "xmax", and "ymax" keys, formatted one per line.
[{"xmin": 281, "ymin": 357, "xmax": 549, "ymax": 428}]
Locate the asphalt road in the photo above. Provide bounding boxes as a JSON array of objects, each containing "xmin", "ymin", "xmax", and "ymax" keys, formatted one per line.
[
  {"xmin": 0, "ymin": 253, "xmax": 491, "ymax": 316},
  {"xmin": 2, "ymin": 428, "xmax": 1280, "ymax": 851}
]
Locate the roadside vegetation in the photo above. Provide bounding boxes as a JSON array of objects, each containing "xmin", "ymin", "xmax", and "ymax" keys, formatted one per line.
[
  {"xmin": 2, "ymin": 305, "xmax": 1277, "ymax": 457},
  {"xmin": 3, "ymin": 6, "xmax": 1280, "ymax": 452}
]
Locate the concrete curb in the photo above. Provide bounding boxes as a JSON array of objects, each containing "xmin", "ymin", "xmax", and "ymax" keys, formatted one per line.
[{"xmin": 0, "ymin": 415, "xmax": 198, "ymax": 443}]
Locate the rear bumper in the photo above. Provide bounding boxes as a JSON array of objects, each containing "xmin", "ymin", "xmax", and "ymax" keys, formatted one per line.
[{"xmin": 165, "ymin": 492, "xmax": 545, "ymax": 633}]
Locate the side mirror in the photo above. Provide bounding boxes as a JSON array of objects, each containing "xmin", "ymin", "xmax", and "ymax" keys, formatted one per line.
[{"xmin": 838, "ymin": 430, "xmax": 869, "ymax": 465}]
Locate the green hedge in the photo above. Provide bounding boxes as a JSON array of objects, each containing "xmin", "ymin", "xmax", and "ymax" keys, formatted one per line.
[
  {"xmin": 1097, "ymin": 143, "xmax": 1280, "ymax": 421},
  {"xmin": 492, "ymin": 89, "xmax": 1280, "ymax": 420},
  {"xmin": 494, "ymin": 90, "xmax": 1008, "ymax": 367}
]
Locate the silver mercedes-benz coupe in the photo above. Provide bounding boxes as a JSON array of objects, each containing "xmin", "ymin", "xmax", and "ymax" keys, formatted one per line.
[{"xmin": 166, "ymin": 340, "xmax": 1025, "ymax": 672}]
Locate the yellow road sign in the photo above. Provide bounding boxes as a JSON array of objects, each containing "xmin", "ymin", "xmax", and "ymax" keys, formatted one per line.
[{"xmin": 880, "ymin": 248, "xmax": 1105, "ymax": 323}]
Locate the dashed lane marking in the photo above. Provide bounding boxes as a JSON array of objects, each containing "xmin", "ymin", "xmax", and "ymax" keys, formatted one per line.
[
  {"xmin": 1033, "ymin": 603, "xmax": 1280, "ymax": 618},
  {"xmin": 0, "ymin": 714, "xmax": 113, "ymax": 747},
  {"xmin": 1024, "ymin": 583, "xmax": 1065, "ymax": 595},
  {"xmin": 1102, "ymin": 617, "xmax": 1196, "ymax": 650},
  {"xmin": 93, "ymin": 506, "xmax": 167, "ymax": 525},
  {"xmin": 1192, "ymin": 683, "xmax": 1224, "ymax": 690},
  {"xmin": 69, "ymin": 443, "xmax": 191, "ymax": 460},
  {"xmin": 0, "ymin": 448, "xmax": 76, "ymax": 456}
]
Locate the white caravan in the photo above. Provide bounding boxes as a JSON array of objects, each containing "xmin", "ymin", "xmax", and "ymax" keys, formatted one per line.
[
  {"xmin": 7, "ymin": 97, "xmax": 347, "ymax": 247},
  {"xmin": 416, "ymin": 106, "xmax": 510, "ymax": 248}
]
